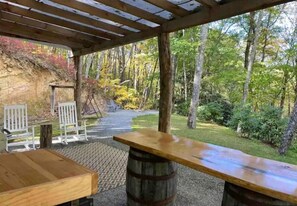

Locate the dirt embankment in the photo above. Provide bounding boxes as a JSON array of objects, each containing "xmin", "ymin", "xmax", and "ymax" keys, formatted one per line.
[{"xmin": 0, "ymin": 47, "xmax": 73, "ymax": 121}]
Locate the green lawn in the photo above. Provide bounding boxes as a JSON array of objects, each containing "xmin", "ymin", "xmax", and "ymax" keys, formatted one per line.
[
  {"xmin": 33, "ymin": 115, "xmax": 99, "ymax": 137},
  {"xmin": 132, "ymin": 114, "xmax": 297, "ymax": 165}
]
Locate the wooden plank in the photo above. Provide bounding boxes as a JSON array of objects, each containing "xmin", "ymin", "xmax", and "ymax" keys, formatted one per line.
[
  {"xmin": 73, "ymin": 56, "xmax": 82, "ymax": 122},
  {"xmin": 74, "ymin": 0, "xmax": 292, "ymax": 56},
  {"xmin": 73, "ymin": 27, "xmax": 160, "ymax": 56},
  {"xmin": 0, "ymin": 20, "xmax": 83, "ymax": 49},
  {"xmin": 163, "ymin": 0, "xmax": 294, "ymax": 32},
  {"xmin": 0, "ymin": 2, "xmax": 116, "ymax": 40},
  {"xmin": 1, "ymin": 11, "xmax": 99, "ymax": 44},
  {"xmin": 0, "ymin": 32, "xmax": 70, "ymax": 49},
  {"xmin": 0, "ymin": 149, "xmax": 98, "ymax": 205},
  {"xmin": 195, "ymin": 0, "xmax": 218, "ymax": 7},
  {"xmin": 50, "ymin": 0, "xmax": 151, "ymax": 31},
  {"xmin": 94, "ymin": 0, "xmax": 166, "ymax": 24},
  {"xmin": 158, "ymin": 33, "xmax": 173, "ymax": 133},
  {"xmin": 6, "ymin": 0, "xmax": 130, "ymax": 36},
  {"xmin": 114, "ymin": 129, "xmax": 297, "ymax": 205},
  {"xmin": 145, "ymin": 0, "xmax": 190, "ymax": 17}
]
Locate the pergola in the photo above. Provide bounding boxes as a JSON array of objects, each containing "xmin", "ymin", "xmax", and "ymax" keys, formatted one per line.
[{"xmin": 0, "ymin": 0, "xmax": 293, "ymax": 132}]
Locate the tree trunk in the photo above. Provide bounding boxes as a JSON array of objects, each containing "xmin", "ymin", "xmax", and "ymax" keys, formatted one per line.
[
  {"xmin": 244, "ymin": 12, "xmax": 255, "ymax": 69},
  {"xmin": 242, "ymin": 11, "xmax": 263, "ymax": 104},
  {"xmin": 279, "ymin": 100, "xmax": 297, "ymax": 154},
  {"xmin": 84, "ymin": 54, "xmax": 94, "ymax": 79},
  {"xmin": 158, "ymin": 33, "xmax": 173, "ymax": 133},
  {"xmin": 183, "ymin": 61, "xmax": 188, "ymax": 101},
  {"xmin": 280, "ymin": 69, "xmax": 289, "ymax": 110},
  {"xmin": 187, "ymin": 24, "xmax": 209, "ymax": 129},
  {"xmin": 95, "ymin": 52, "xmax": 105, "ymax": 80}
]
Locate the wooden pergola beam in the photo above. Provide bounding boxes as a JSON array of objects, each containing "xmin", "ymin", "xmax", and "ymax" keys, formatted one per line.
[
  {"xmin": 1, "ymin": 2, "xmax": 117, "ymax": 40},
  {"xmin": 73, "ymin": 55, "xmax": 82, "ymax": 122},
  {"xmin": 94, "ymin": 0, "xmax": 166, "ymax": 24},
  {"xmin": 74, "ymin": 0, "xmax": 292, "ymax": 56},
  {"xmin": 163, "ymin": 0, "xmax": 293, "ymax": 32},
  {"xmin": 145, "ymin": 0, "xmax": 190, "ymax": 17},
  {"xmin": 73, "ymin": 28, "xmax": 160, "ymax": 56},
  {"xmin": 50, "ymin": 0, "xmax": 150, "ymax": 31},
  {"xmin": 6, "ymin": 0, "xmax": 130, "ymax": 36},
  {"xmin": 1, "ymin": 11, "xmax": 100, "ymax": 44},
  {"xmin": 0, "ymin": 20, "xmax": 83, "ymax": 49},
  {"xmin": 195, "ymin": 0, "xmax": 218, "ymax": 7}
]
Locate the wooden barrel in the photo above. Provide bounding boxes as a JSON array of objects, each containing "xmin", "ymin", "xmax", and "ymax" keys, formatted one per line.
[
  {"xmin": 126, "ymin": 148, "xmax": 177, "ymax": 206},
  {"xmin": 222, "ymin": 182, "xmax": 295, "ymax": 206}
]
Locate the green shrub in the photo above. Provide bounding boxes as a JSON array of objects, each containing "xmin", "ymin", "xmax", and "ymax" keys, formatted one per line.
[
  {"xmin": 197, "ymin": 102, "xmax": 224, "ymax": 124},
  {"xmin": 228, "ymin": 104, "xmax": 287, "ymax": 146},
  {"xmin": 175, "ymin": 101, "xmax": 190, "ymax": 116}
]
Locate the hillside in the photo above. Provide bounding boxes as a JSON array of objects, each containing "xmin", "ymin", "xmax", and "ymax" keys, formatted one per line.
[{"xmin": 0, "ymin": 37, "xmax": 75, "ymax": 121}]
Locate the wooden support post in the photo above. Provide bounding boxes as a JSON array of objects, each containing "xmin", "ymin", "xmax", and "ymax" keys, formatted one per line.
[
  {"xmin": 50, "ymin": 86, "xmax": 56, "ymax": 115},
  {"xmin": 73, "ymin": 55, "xmax": 82, "ymax": 122},
  {"xmin": 158, "ymin": 32, "xmax": 173, "ymax": 133},
  {"xmin": 40, "ymin": 124, "xmax": 52, "ymax": 148}
]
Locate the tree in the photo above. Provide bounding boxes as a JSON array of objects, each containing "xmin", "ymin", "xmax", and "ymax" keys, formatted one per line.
[{"xmin": 187, "ymin": 24, "xmax": 209, "ymax": 129}]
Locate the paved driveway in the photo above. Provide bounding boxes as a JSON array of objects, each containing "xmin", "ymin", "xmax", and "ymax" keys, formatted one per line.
[{"xmin": 87, "ymin": 110, "xmax": 158, "ymax": 138}]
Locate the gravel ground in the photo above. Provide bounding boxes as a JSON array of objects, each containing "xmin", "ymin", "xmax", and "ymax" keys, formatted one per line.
[{"xmin": 94, "ymin": 138, "xmax": 224, "ymax": 206}]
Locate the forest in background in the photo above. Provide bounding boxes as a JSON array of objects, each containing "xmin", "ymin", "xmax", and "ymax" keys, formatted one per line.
[{"xmin": 1, "ymin": 2, "xmax": 296, "ymax": 153}]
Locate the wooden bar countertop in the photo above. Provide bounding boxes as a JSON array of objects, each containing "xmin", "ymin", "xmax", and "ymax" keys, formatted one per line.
[
  {"xmin": 0, "ymin": 149, "xmax": 98, "ymax": 206},
  {"xmin": 114, "ymin": 128, "xmax": 297, "ymax": 204}
]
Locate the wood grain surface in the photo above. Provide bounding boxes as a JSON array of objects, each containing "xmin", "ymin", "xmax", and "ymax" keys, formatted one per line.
[
  {"xmin": 114, "ymin": 128, "xmax": 297, "ymax": 204},
  {"xmin": 0, "ymin": 149, "xmax": 98, "ymax": 206}
]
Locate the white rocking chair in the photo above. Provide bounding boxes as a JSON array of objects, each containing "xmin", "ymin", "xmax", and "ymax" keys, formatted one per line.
[
  {"xmin": 2, "ymin": 104, "xmax": 35, "ymax": 151},
  {"xmin": 58, "ymin": 101, "xmax": 87, "ymax": 144}
]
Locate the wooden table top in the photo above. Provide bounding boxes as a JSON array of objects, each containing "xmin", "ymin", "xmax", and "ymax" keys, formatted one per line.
[
  {"xmin": 114, "ymin": 128, "xmax": 297, "ymax": 204},
  {"xmin": 0, "ymin": 149, "xmax": 98, "ymax": 206}
]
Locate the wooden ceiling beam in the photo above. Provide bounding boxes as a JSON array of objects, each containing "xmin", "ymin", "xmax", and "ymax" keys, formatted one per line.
[
  {"xmin": 0, "ymin": 20, "xmax": 83, "ymax": 48},
  {"xmin": 74, "ymin": 0, "xmax": 293, "ymax": 56},
  {"xmin": 94, "ymin": 0, "xmax": 166, "ymax": 24},
  {"xmin": 1, "ymin": 11, "xmax": 101, "ymax": 44},
  {"xmin": 50, "ymin": 0, "xmax": 150, "ymax": 31},
  {"xmin": 6, "ymin": 0, "xmax": 130, "ymax": 36},
  {"xmin": 0, "ymin": 31, "xmax": 71, "ymax": 49},
  {"xmin": 145, "ymin": 0, "xmax": 190, "ymax": 17},
  {"xmin": 194, "ymin": 0, "xmax": 218, "ymax": 7},
  {"xmin": 73, "ymin": 28, "xmax": 160, "ymax": 56},
  {"xmin": 163, "ymin": 0, "xmax": 294, "ymax": 32},
  {"xmin": 1, "ymin": 2, "xmax": 117, "ymax": 40}
]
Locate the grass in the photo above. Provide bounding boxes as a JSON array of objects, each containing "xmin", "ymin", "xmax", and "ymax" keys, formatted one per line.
[
  {"xmin": 33, "ymin": 115, "xmax": 99, "ymax": 137},
  {"xmin": 132, "ymin": 114, "xmax": 297, "ymax": 165}
]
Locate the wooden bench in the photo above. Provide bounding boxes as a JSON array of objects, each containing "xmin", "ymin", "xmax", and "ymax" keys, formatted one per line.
[
  {"xmin": 114, "ymin": 128, "xmax": 297, "ymax": 206},
  {"xmin": 0, "ymin": 149, "xmax": 98, "ymax": 206}
]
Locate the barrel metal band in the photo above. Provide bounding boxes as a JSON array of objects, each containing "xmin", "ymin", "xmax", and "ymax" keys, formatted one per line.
[
  {"xmin": 127, "ymin": 168, "xmax": 177, "ymax": 181},
  {"xmin": 127, "ymin": 191, "xmax": 176, "ymax": 206},
  {"xmin": 129, "ymin": 152, "xmax": 170, "ymax": 163},
  {"xmin": 224, "ymin": 183, "xmax": 288, "ymax": 206}
]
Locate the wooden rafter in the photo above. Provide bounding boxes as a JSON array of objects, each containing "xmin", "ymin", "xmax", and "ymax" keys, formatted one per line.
[
  {"xmin": 6, "ymin": 0, "xmax": 130, "ymax": 36},
  {"xmin": 94, "ymin": 0, "xmax": 166, "ymax": 24},
  {"xmin": 0, "ymin": 2, "xmax": 117, "ymax": 40},
  {"xmin": 0, "ymin": 11, "xmax": 101, "ymax": 44},
  {"xmin": 0, "ymin": 20, "xmax": 83, "ymax": 48},
  {"xmin": 163, "ymin": 0, "xmax": 294, "ymax": 32},
  {"xmin": 145, "ymin": 0, "xmax": 190, "ymax": 17},
  {"xmin": 74, "ymin": 0, "xmax": 293, "ymax": 56},
  {"xmin": 195, "ymin": 0, "xmax": 218, "ymax": 7},
  {"xmin": 74, "ymin": 28, "xmax": 160, "ymax": 56},
  {"xmin": 0, "ymin": 31, "xmax": 70, "ymax": 49},
  {"xmin": 50, "ymin": 0, "xmax": 150, "ymax": 31}
]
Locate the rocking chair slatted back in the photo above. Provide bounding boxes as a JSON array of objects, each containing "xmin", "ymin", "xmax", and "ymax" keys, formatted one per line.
[
  {"xmin": 58, "ymin": 102, "xmax": 78, "ymax": 128},
  {"xmin": 4, "ymin": 104, "xmax": 28, "ymax": 132}
]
